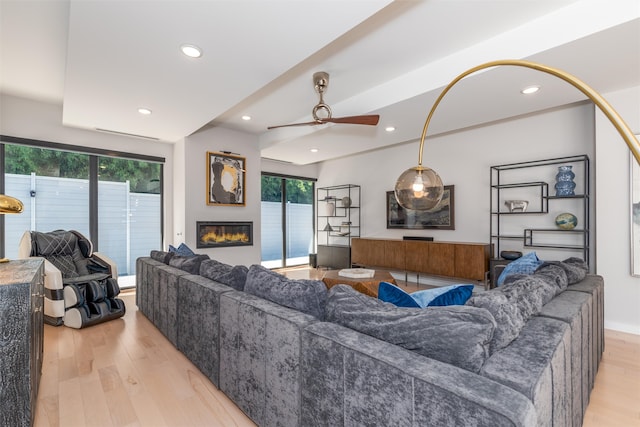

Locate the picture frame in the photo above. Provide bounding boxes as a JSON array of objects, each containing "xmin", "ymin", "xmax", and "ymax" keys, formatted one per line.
[
  {"xmin": 206, "ymin": 151, "xmax": 245, "ymax": 206},
  {"xmin": 631, "ymin": 149, "xmax": 640, "ymax": 276},
  {"xmin": 386, "ymin": 185, "xmax": 455, "ymax": 230}
]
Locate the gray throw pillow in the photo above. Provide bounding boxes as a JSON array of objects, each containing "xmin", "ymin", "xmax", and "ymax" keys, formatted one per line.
[
  {"xmin": 169, "ymin": 254, "xmax": 209, "ymax": 274},
  {"xmin": 244, "ymin": 264, "xmax": 327, "ymax": 319},
  {"xmin": 199, "ymin": 259, "xmax": 248, "ymax": 291},
  {"xmin": 537, "ymin": 257, "xmax": 587, "ymax": 285},
  {"xmin": 467, "ymin": 271, "xmax": 559, "ymax": 353},
  {"xmin": 150, "ymin": 250, "xmax": 174, "ymax": 264},
  {"xmin": 325, "ymin": 285, "xmax": 496, "ymax": 373}
]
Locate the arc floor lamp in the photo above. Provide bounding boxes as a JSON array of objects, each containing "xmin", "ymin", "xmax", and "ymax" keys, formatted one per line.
[{"xmin": 395, "ymin": 59, "xmax": 640, "ymax": 211}]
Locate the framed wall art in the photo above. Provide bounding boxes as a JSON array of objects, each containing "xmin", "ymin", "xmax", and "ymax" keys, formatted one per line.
[
  {"xmin": 631, "ymin": 149, "xmax": 640, "ymax": 276},
  {"xmin": 207, "ymin": 151, "xmax": 245, "ymax": 206},
  {"xmin": 386, "ymin": 185, "xmax": 455, "ymax": 230}
]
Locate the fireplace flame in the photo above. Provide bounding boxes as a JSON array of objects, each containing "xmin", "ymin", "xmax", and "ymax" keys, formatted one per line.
[{"xmin": 201, "ymin": 231, "xmax": 249, "ymax": 243}]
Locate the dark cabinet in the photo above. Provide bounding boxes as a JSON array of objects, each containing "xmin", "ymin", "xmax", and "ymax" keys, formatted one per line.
[
  {"xmin": 317, "ymin": 245, "xmax": 351, "ymax": 270},
  {"xmin": 0, "ymin": 259, "xmax": 45, "ymax": 427}
]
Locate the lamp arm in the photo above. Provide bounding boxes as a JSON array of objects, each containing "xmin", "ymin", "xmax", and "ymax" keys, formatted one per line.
[{"xmin": 417, "ymin": 59, "xmax": 640, "ymax": 166}]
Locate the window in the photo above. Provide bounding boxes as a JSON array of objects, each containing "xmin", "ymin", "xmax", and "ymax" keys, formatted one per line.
[
  {"xmin": 1, "ymin": 137, "xmax": 164, "ymax": 286},
  {"xmin": 261, "ymin": 173, "xmax": 315, "ymax": 268}
]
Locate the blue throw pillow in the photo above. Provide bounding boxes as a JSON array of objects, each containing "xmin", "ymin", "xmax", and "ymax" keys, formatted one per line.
[
  {"xmin": 412, "ymin": 284, "xmax": 475, "ymax": 307},
  {"xmin": 169, "ymin": 243, "xmax": 196, "ymax": 257},
  {"xmin": 497, "ymin": 251, "xmax": 543, "ymax": 286},
  {"xmin": 378, "ymin": 282, "xmax": 474, "ymax": 308},
  {"xmin": 377, "ymin": 282, "xmax": 420, "ymax": 308}
]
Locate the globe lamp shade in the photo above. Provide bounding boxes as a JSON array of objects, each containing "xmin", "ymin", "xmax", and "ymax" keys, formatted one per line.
[{"xmin": 394, "ymin": 166, "xmax": 444, "ymax": 210}]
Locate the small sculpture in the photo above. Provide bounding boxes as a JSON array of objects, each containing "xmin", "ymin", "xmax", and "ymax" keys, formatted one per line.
[{"xmin": 504, "ymin": 200, "xmax": 529, "ymax": 213}]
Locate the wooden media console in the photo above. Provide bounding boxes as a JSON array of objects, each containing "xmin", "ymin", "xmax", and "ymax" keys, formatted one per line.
[{"xmin": 351, "ymin": 238, "xmax": 492, "ymax": 285}]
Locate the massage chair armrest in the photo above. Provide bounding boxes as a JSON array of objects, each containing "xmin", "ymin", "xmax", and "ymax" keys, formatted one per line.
[{"xmin": 92, "ymin": 252, "xmax": 118, "ymax": 280}]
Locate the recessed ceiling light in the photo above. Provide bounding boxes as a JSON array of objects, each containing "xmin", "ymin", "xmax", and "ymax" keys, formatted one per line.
[
  {"xmin": 138, "ymin": 108, "xmax": 152, "ymax": 115},
  {"xmin": 241, "ymin": 115, "xmax": 251, "ymax": 121},
  {"xmin": 521, "ymin": 85, "xmax": 540, "ymax": 95},
  {"xmin": 385, "ymin": 126, "xmax": 396, "ymax": 132},
  {"xmin": 310, "ymin": 148, "xmax": 319, "ymax": 153},
  {"xmin": 181, "ymin": 44, "xmax": 202, "ymax": 58}
]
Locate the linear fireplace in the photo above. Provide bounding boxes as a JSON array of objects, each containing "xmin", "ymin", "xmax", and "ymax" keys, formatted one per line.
[{"xmin": 196, "ymin": 221, "xmax": 253, "ymax": 248}]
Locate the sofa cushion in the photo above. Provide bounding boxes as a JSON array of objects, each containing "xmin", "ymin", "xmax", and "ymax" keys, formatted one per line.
[
  {"xmin": 467, "ymin": 270, "xmax": 563, "ymax": 353},
  {"xmin": 378, "ymin": 282, "xmax": 473, "ymax": 308},
  {"xmin": 497, "ymin": 251, "xmax": 543, "ymax": 286},
  {"xmin": 326, "ymin": 285, "xmax": 496, "ymax": 373},
  {"xmin": 199, "ymin": 259, "xmax": 248, "ymax": 291},
  {"xmin": 150, "ymin": 250, "xmax": 174, "ymax": 264},
  {"xmin": 244, "ymin": 264, "xmax": 327, "ymax": 319},
  {"xmin": 168, "ymin": 254, "xmax": 209, "ymax": 274}
]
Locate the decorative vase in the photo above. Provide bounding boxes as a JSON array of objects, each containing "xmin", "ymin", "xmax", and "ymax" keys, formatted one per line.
[
  {"xmin": 326, "ymin": 201, "xmax": 335, "ymax": 216},
  {"xmin": 554, "ymin": 165, "xmax": 576, "ymax": 196}
]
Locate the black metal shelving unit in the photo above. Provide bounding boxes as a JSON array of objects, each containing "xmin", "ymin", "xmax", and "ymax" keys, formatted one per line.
[
  {"xmin": 316, "ymin": 184, "xmax": 361, "ymax": 269},
  {"xmin": 490, "ymin": 155, "xmax": 590, "ymax": 271}
]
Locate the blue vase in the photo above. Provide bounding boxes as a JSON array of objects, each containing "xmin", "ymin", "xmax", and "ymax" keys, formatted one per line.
[{"xmin": 555, "ymin": 165, "xmax": 576, "ymax": 196}]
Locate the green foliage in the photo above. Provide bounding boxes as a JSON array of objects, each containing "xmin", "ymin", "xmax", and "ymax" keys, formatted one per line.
[
  {"xmin": 261, "ymin": 175, "xmax": 313, "ymax": 204},
  {"xmin": 261, "ymin": 175, "xmax": 282, "ymax": 202},
  {"xmin": 5, "ymin": 145, "xmax": 89, "ymax": 178},
  {"xmin": 99, "ymin": 158, "xmax": 161, "ymax": 193},
  {"xmin": 4, "ymin": 144, "xmax": 161, "ymax": 193}
]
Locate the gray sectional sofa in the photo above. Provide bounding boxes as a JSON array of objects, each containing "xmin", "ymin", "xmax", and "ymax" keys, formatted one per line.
[{"xmin": 136, "ymin": 252, "xmax": 603, "ymax": 427}]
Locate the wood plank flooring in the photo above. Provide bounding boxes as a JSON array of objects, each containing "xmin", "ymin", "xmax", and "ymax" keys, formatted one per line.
[
  {"xmin": 34, "ymin": 291, "xmax": 255, "ymax": 427},
  {"xmin": 34, "ymin": 273, "xmax": 640, "ymax": 426}
]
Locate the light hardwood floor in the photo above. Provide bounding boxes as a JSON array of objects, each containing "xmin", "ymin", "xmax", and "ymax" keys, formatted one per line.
[{"xmin": 34, "ymin": 278, "xmax": 640, "ymax": 426}]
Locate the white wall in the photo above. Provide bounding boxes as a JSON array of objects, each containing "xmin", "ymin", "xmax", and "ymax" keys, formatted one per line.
[
  {"xmin": 181, "ymin": 126, "xmax": 262, "ymax": 266},
  {"xmin": 318, "ymin": 98, "xmax": 640, "ymax": 334},
  {"xmin": 0, "ymin": 94, "xmax": 175, "ymax": 247},
  {"xmin": 595, "ymin": 85, "xmax": 640, "ymax": 334},
  {"xmin": 261, "ymin": 158, "xmax": 319, "ymax": 179},
  {"xmin": 318, "ymin": 103, "xmax": 595, "ymax": 244}
]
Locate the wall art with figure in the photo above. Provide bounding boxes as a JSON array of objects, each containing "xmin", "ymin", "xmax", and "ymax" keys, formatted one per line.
[{"xmin": 207, "ymin": 151, "xmax": 245, "ymax": 206}]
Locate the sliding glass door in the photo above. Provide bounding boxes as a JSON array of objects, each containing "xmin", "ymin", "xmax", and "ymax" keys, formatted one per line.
[
  {"xmin": 1, "ymin": 139, "xmax": 163, "ymax": 287},
  {"xmin": 261, "ymin": 174, "xmax": 315, "ymax": 268}
]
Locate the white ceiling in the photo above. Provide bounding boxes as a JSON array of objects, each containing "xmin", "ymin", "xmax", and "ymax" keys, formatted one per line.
[{"xmin": 1, "ymin": 0, "xmax": 639, "ymax": 165}]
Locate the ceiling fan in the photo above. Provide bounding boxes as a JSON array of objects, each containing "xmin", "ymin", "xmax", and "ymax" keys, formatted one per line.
[{"xmin": 267, "ymin": 71, "xmax": 380, "ymax": 130}]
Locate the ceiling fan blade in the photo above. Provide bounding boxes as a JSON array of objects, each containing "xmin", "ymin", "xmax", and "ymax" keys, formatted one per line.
[
  {"xmin": 267, "ymin": 120, "xmax": 322, "ymax": 130},
  {"xmin": 267, "ymin": 114, "xmax": 380, "ymax": 130},
  {"xmin": 323, "ymin": 115, "xmax": 380, "ymax": 126}
]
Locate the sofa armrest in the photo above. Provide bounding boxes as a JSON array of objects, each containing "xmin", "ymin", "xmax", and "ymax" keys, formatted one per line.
[
  {"xmin": 301, "ymin": 321, "xmax": 537, "ymax": 427},
  {"xmin": 92, "ymin": 252, "xmax": 118, "ymax": 279}
]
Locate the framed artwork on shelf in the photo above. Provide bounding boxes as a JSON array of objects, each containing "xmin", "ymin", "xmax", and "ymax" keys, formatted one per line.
[
  {"xmin": 631, "ymin": 148, "xmax": 640, "ymax": 276},
  {"xmin": 386, "ymin": 185, "xmax": 455, "ymax": 230},
  {"xmin": 206, "ymin": 151, "xmax": 245, "ymax": 206}
]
